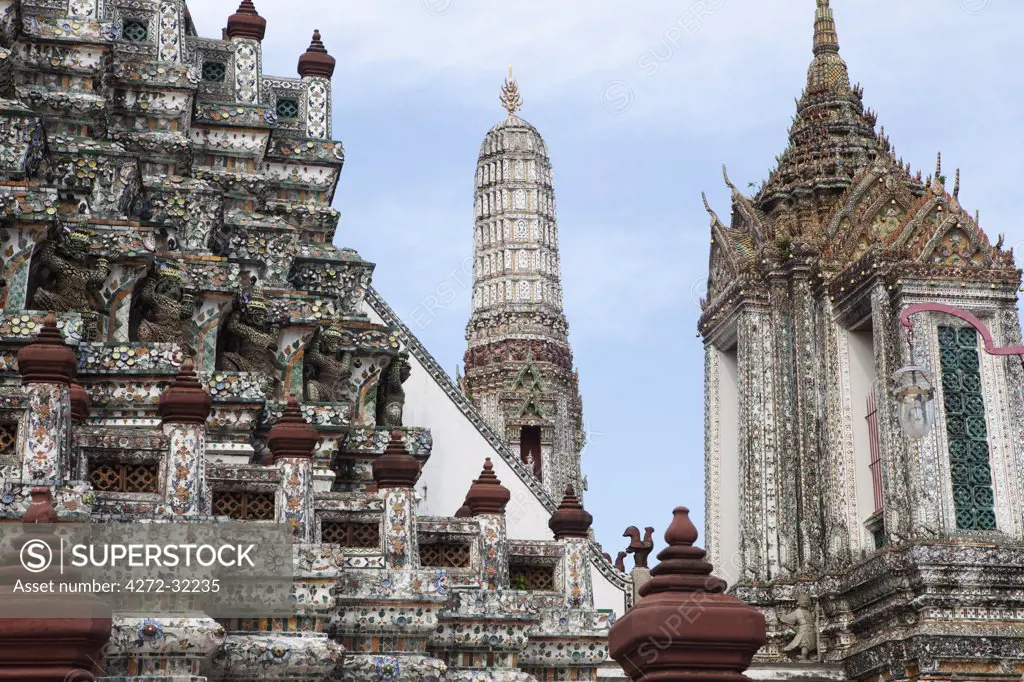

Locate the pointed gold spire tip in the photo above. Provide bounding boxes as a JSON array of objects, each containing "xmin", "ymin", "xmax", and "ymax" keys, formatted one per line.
[
  {"xmin": 813, "ymin": 0, "xmax": 840, "ymax": 55},
  {"xmin": 500, "ymin": 66, "xmax": 523, "ymax": 116}
]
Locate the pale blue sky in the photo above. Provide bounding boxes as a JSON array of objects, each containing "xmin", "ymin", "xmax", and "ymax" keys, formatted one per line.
[{"xmin": 191, "ymin": 0, "xmax": 1023, "ymax": 558}]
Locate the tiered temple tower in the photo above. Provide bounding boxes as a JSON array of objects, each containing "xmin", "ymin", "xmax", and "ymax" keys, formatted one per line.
[
  {"xmin": 0, "ymin": 2, "xmax": 619, "ymax": 679},
  {"xmin": 701, "ymin": 1, "xmax": 1024, "ymax": 679},
  {"xmin": 463, "ymin": 70, "xmax": 585, "ymax": 499}
]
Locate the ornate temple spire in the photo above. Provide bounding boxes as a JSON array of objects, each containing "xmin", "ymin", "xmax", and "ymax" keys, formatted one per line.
[
  {"xmin": 805, "ymin": 0, "xmax": 850, "ymax": 98},
  {"xmin": 499, "ymin": 65, "xmax": 523, "ymax": 116},
  {"xmin": 813, "ymin": 0, "xmax": 840, "ymax": 55},
  {"xmin": 755, "ymin": 0, "xmax": 878, "ymax": 223},
  {"xmin": 464, "ymin": 79, "xmax": 585, "ymax": 498}
]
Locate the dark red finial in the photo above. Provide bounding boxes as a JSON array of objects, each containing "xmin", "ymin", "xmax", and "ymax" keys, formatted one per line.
[
  {"xmin": 266, "ymin": 395, "xmax": 318, "ymax": 462},
  {"xmin": 159, "ymin": 358, "xmax": 212, "ymax": 425},
  {"xmin": 549, "ymin": 484, "xmax": 593, "ymax": 539},
  {"xmin": 16, "ymin": 313, "xmax": 78, "ymax": 386},
  {"xmin": 372, "ymin": 430, "xmax": 421, "ymax": 489},
  {"xmin": 298, "ymin": 29, "xmax": 336, "ymax": 79},
  {"xmin": 609, "ymin": 506, "xmax": 766, "ymax": 682},
  {"xmin": 640, "ymin": 507, "xmax": 720, "ymax": 595},
  {"xmin": 23, "ymin": 487, "xmax": 59, "ymax": 527},
  {"xmin": 70, "ymin": 380, "xmax": 91, "ymax": 423},
  {"xmin": 225, "ymin": 0, "xmax": 267, "ymax": 41},
  {"xmin": 465, "ymin": 458, "xmax": 511, "ymax": 516}
]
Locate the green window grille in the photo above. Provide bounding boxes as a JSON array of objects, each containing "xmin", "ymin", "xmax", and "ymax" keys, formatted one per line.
[
  {"xmin": 938, "ymin": 326, "xmax": 996, "ymax": 531},
  {"xmin": 202, "ymin": 61, "xmax": 227, "ymax": 83},
  {"xmin": 123, "ymin": 20, "xmax": 148, "ymax": 42},
  {"xmin": 276, "ymin": 98, "xmax": 300, "ymax": 119}
]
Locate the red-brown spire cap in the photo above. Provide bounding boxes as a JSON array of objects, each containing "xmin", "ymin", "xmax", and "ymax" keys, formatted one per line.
[
  {"xmin": 372, "ymin": 430, "xmax": 421, "ymax": 489},
  {"xmin": 16, "ymin": 314, "xmax": 77, "ymax": 385},
  {"xmin": 298, "ymin": 29, "xmax": 336, "ymax": 79},
  {"xmin": 158, "ymin": 358, "xmax": 212, "ymax": 425},
  {"xmin": 23, "ymin": 487, "xmax": 59, "ymax": 526},
  {"xmin": 267, "ymin": 395, "xmax": 318, "ymax": 462},
  {"xmin": 609, "ymin": 507, "xmax": 765, "ymax": 682},
  {"xmin": 225, "ymin": 0, "xmax": 266, "ymax": 41},
  {"xmin": 549, "ymin": 485, "xmax": 592, "ymax": 539},
  {"xmin": 0, "ymin": 486, "xmax": 113, "ymax": 677},
  {"xmin": 454, "ymin": 494, "xmax": 472, "ymax": 518},
  {"xmin": 465, "ymin": 458, "xmax": 511, "ymax": 516},
  {"xmin": 70, "ymin": 381, "xmax": 91, "ymax": 423}
]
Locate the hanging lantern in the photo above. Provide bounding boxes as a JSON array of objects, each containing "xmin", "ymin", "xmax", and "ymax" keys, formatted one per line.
[{"xmin": 892, "ymin": 365, "xmax": 934, "ymax": 439}]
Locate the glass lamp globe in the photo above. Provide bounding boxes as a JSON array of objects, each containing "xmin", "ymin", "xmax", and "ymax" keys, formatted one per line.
[{"xmin": 892, "ymin": 365, "xmax": 935, "ymax": 439}]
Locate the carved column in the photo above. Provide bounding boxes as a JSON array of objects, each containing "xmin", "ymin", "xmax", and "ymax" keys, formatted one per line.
[
  {"xmin": 268, "ymin": 395, "xmax": 318, "ymax": 542},
  {"xmin": 872, "ymin": 284, "xmax": 914, "ymax": 541},
  {"xmin": 372, "ymin": 430, "xmax": 422, "ymax": 570},
  {"xmin": 69, "ymin": 379, "xmax": 90, "ymax": 479},
  {"xmin": 466, "ymin": 458, "xmax": 511, "ymax": 590},
  {"xmin": 225, "ymin": 1, "xmax": 266, "ymax": 105},
  {"xmin": 15, "ymin": 315, "xmax": 76, "ymax": 483},
  {"xmin": 790, "ymin": 271, "xmax": 825, "ymax": 571},
  {"xmin": 297, "ymin": 31, "xmax": 336, "ymax": 140},
  {"xmin": 736, "ymin": 307, "xmax": 782, "ymax": 581},
  {"xmin": 158, "ymin": 358, "xmax": 212, "ymax": 516}
]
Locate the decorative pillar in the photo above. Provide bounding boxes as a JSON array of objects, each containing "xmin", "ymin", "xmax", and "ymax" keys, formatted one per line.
[
  {"xmin": 372, "ymin": 430, "xmax": 422, "ymax": 570},
  {"xmin": 0, "ymin": 487, "xmax": 112, "ymax": 681},
  {"xmin": 225, "ymin": 0, "xmax": 266, "ymax": 105},
  {"xmin": 268, "ymin": 395, "xmax": 318, "ymax": 542},
  {"xmin": 297, "ymin": 30, "xmax": 336, "ymax": 140},
  {"xmin": 548, "ymin": 484, "xmax": 593, "ymax": 608},
  {"xmin": 465, "ymin": 458, "xmax": 510, "ymax": 590},
  {"xmin": 520, "ymin": 485, "xmax": 607, "ymax": 682},
  {"xmin": 158, "ymin": 358, "xmax": 212, "ymax": 516},
  {"xmin": 70, "ymin": 379, "xmax": 91, "ymax": 479},
  {"xmin": 609, "ymin": 507, "xmax": 766, "ymax": 682},
  {"xmin": 736, "ymin": 309, "xmax": 782, "ymax": 581},
  {"xmin": 16, "ymin": 314, "xmax": 76, "ymax": 483}
]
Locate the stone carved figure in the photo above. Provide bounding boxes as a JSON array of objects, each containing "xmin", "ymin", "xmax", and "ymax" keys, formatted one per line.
[
  {"xmin": 624, "ymin": 526, "xmax": 655, "ymax": 569},
  {"xmin": 304, "ymin": 324, "xmax": 354, "ymax": 402},
  {"xmin": 779, "ymin": 593, "xmax": 818, "ymax": 661},
  {"xmin": 613, "ymin": 551, "xmax": 626, "ymax": 572},
  {"xmin": 32, "ymin": 230, "xmax": 109, "ymax": 310},
  {"xmin": 218, "ymin": 288, "xmax": 282, "ymax": 381},
  {"xmin": 31, "ymin": 230, "xmax": 110, "ymax": 340},
  {"xmin": 375, "ymin": 354, "xmax": 411, "ymax": 427},
  {"xmin": 133, "ymin": 263, "xmax": 197, "ymax": 353}
]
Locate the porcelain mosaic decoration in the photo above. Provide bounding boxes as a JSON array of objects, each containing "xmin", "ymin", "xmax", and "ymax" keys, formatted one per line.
[
  {"xmin": 0, "ymin": 1, "xmax": 625, "ymax": 680},
  {"xmin": 700, "ymin": 1, "xmax": 1024, "ymax": 679}
]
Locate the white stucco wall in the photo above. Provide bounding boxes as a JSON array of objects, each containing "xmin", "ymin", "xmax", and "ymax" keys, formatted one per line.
[
  {"xmin": 362, "ymin": 300, "xmax": 630, "ymax": 612},
  {"xmin": 848, "ymin": 329, "xmax": 876, "ymax": 548},
  {"xmin": 716, "ymin": 348, "xmax": 741, "ymax": 584},
  {"xmin": 364, "ymin": 304, "xmax": 553, "ymax": 540},
  {"xmin": 590, "ymin": 562, "xmax": 628, "ymax": 618}
]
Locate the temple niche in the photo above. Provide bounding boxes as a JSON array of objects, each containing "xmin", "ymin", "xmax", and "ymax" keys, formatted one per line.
[
  {"xmin": 375, "ymin": 353, "xmax": 411, "ymax": 427},
  {"xmin": 28, "ymin": 229, "xmax": 110, "ymax": 339},
  {"xmin": 129, "ymin": 262, "xmax": 198, "ymax": 354},
  {"xmin": 216, "ymin": 286, "xmax": 283, "ymax": 382},
  {"xmin": 303, "ymin": 323, "xmax": 353, "ymax": 402}
]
